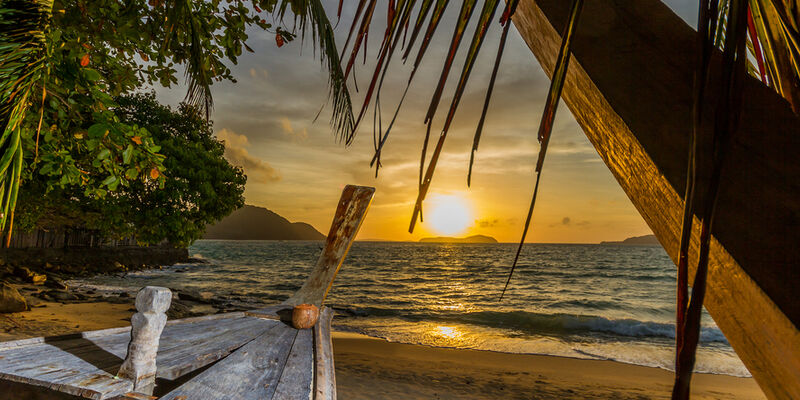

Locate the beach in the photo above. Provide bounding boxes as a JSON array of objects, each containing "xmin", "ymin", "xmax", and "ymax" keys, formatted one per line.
[{"xmin": 0, "ymin": 296, "xmax": 765, "ymax": 399}]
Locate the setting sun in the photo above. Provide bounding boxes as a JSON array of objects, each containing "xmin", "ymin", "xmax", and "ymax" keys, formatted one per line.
[{"xmin": 426, "ymin": 194, "xmax": 473, "ymax": 236}]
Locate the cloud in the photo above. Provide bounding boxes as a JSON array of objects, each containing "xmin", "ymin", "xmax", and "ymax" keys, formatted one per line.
[
  {"xmin": 476, "ymin": 218, "xmax": 500, "ymax": 228},
  {"xmin": 249, "ymin": 67, "xmax": 269, "ymax": 81},
  {"xmin": 279, "ymin": 117, "xmax": 308, "ymax": 142},
  {"xmin": 217, "ymin": 128, "xmax": 281, "ymax": 184}
]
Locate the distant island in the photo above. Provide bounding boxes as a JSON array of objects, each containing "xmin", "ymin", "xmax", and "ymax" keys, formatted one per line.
[
  {"xmin": 204, "ymin": 205, "xmax": 325, "ymax": 240},
  {"xmin": 419, "ymin": 235, "xmax": 498, "ymax": 244},
  {"xmin": 600, "ymin": 234, "xmax": 660, "ymax": 246}
]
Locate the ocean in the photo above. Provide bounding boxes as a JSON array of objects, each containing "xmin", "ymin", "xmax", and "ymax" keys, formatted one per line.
[{"xmin": 73, "ymin": 240, "xmax": 749, "ymax": 377}]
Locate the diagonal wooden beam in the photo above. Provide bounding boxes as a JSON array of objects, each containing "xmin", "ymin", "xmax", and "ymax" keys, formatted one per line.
[
  {"xmin": 511, "ymin": 0, "xmax": 800, "ymax": 398},
  {"xmin": 285, "ymin": 185, "xmax": 375, "ymax": 307}
]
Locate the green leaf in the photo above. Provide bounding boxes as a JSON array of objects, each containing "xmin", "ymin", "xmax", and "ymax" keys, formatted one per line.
[
  {"xmin": 88, "ymin": 123, "xmax": 109, "ymax": 138},
  {"xmin": 83, "ymin": 68, "xmax": 101, "ymax": 82},
  {"xmin": 101, "ymin": 175, "xmax": 117, "ymax": 187},
  {"xmin": 97, "ymin": 148, "xmax": 111, "ymax": 160},
  {"xmin": 125, "ymin": 167, "xmax": 138, "ymax": 180},
  {"xmin": 122, "ymin": 144, "xmax": 133, "ymax": 164}
]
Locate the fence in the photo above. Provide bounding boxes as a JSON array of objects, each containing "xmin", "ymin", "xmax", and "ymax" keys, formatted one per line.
[{"xmin": 6, "ymin": 229, "xmax": 138, "ymax": 249}]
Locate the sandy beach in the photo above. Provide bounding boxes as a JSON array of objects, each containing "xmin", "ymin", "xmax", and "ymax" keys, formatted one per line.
[{"xmin": 0, "ymin": 295, "xmax": 765, "ymax": 400}]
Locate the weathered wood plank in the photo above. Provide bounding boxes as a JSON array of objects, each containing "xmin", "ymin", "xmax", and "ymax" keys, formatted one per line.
[
  {"xmin": 0, "ymin": 313, "xmax": 275, "ymax": 398},
  {"xmin": 118, "ymin": 286, "xmax": 171, "ymax": 395},
  {"xmin": 273, "ymin": 328, "xmax": 314, "ymax": 400},
  {"xmin": 285, "ymin": 185, "xmax": 375, "ymax": 307},
  {"xmin": 511, "ymin": 0, "xmax": 800, "ymax": 397},
  {"xmin": 154, "ymin": 316, "xmax": 279, "ymax": 380},
  {"xmin": 313, "ymin": 308, "xmax": 335, "ymax": 400},
  {"xmin": 244, "ymin": 304, "xmax": 289, "ymax": 321},
  {"xmin": 160, "ymin": 323, "xmax": 298, "ymax": 400}
]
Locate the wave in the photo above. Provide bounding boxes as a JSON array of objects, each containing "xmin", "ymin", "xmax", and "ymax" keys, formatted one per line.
[{"xmin": 336, "ymin": 307, "xmax": 728, "ymax": 343}]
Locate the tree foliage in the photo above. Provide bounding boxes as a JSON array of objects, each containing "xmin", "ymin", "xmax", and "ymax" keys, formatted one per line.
[
  {"xmin": 1, "ymin": 0, "xmax": 349, "ymax": 241},
  {"xmin": 17, "ymin": 93, "xmax": 246, "ymax": 247}
]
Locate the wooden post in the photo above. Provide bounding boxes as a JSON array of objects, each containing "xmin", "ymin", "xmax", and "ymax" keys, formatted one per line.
[
  {"xmin": 511, "ymin": 0, "xmax": 800, "ymax": 397},
  {"xmin": 285, "ymin": 185, "xmax": 375, "ymax": 307},
  {"xmin": 118, "ymin": 286, "xmax": 172, "ymax": 395}
]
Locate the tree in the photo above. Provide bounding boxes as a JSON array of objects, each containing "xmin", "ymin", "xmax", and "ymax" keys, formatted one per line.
[
  {"xmin": 0, "ymin": 0, "xmax": 349, "ymax": 241},
  {"xmin": 113, "ymin": 93, "xmax": 246, "ymax": 246},
  {"xmin": 16, "ymin": 92, "xmax": 246, "ymax": 247}
]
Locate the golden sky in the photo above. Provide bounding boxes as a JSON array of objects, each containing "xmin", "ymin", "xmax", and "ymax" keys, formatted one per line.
[{"xmin": 156, "ymin": 1, "xmax": 697, "ymax": 243}]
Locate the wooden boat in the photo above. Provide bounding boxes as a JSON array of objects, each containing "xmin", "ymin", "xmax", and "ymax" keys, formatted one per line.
[
  {"xmin": 0, "ymin": 185, "xmax": 375, "ymax": 399},
  {"xmin": 510, "ymin": 0, "xmax": 799, "ymax": 398}
]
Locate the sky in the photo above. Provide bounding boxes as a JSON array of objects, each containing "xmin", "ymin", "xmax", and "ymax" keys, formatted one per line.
[{"xmin": 156, "ymin": 1, "xmax": 697, "ymax": 243}]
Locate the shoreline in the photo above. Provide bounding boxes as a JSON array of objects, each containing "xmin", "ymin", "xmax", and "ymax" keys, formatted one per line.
[{"xmin": 0, "ymin": 295, "xmax": 765, "ymax": 399}]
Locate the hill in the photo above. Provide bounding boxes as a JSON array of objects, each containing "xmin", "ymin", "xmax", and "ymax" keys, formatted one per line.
[
  {"xmin": 419, "ymin": 235, "xmax": 498, "ymax": 244},
  {"xmin": 600, "ymin": 234, "xmax": 660, "ymax": 245},
  {"xmin": 204, "ymin": 205, "xmax": 325, "ymax": 240}
]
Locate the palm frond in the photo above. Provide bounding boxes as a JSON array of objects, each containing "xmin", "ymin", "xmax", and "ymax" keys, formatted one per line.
[
  {"xmin": 306, "ymin": 0, "xmax": 356, "ymax": 144},
  {"xmin": 0, "ymin": 0, "xmax": 53, "ymax": 243},
  {"xmin": 747, "ymin": 0, "xmax": 800, "ymax": 111},
  {"xmin": 469, "ymin": 0, "xmax": 520, "ymax": 187},
  {"xmin": 500, "ymin": 0, "xmax": 584, "ymax": 300},
  {"xmin": 162, "ymin": 0, "xmax": 214, "ymax": 120},
  {"xmin": 673, "ymin": 0, "xmax": 750, "ymax": 398}
]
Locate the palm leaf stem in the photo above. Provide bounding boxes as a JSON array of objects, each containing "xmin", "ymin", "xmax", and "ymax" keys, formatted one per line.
[{"xmin": 499, "ymin": 0, "xmax": 584, "ymax": 298}]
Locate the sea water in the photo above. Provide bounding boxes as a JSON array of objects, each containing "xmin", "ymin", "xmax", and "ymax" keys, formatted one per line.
[{"xmin": 75, "ymin": 240, "xmax": 749, "ymax": 377}]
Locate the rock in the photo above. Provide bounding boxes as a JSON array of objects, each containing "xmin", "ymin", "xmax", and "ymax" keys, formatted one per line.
[
  {"xmin": 30, "ymin": 273, "xmax": 47, "ymax": 285},
  {"xmin": 13, "ymin": 266, "xmax": 32, "ymax": 280},
  {"xmin": 45, "ymin": 278, "xmax": 68, "ymax": 290},
  {"xmin": 45, "ymin": 290, "xmax": 77, "ymax": 302},
  {"xmin": 24, "ymin": 295, "xmax": 42, "ymax": 307},
  {"xmin": 176, "ymin": 290, "xmax": 211, "ymax": 304},
  {"xmin": 119, "ymin": 292, "xmax": 130, "ymax": 298},
  {"xmin": 166, "ymin": 301, "xmax": 196, "ymax": 319},
  {"xmin": 0, "ymin": 283, "xmax": 27, "ymax": 313}
]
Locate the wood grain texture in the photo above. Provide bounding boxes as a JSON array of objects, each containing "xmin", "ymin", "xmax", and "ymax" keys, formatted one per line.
[
  {"xmin": 0, "ymin": 313, "xmax": 276, "ymax": 398},
  {"xmin": 159, "ymin": 323, "xmax": 298, "ymax": 400},
  {"xmin": 285, "ymin": 185, "xmax": 375, "ymax": 308},
  {"xmin": 313, "ymin": 308, "xmax": 336, "ymax": 400},
  {"xmin": 511, "ymin": 0, "xmax": 799, "ymax": 397},
  {"xmin": 273, "ymin": 328, "xmax": 314, "ymax": 400}
]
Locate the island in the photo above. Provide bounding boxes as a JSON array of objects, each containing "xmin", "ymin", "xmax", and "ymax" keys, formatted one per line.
[
  {"xmin": 204, "ymin": 205, "xmax": 325, "ymax": 240},
  {"xmin": 600, "ymin": 234, "xmax": 660, "ymax": 246},
  {"xmin": 419, "ymin": 235, "xmax": 498, "ymax": 244}
]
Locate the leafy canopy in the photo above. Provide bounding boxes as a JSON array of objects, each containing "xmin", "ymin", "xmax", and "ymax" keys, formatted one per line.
[{"xmin": 17, "ymin": 93, "xmax": 246, "ymax": 247}]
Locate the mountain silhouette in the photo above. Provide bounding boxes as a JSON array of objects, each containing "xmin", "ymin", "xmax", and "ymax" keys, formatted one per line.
[{"xmin": 204, "ymin": 205, "xmax": 325, "ymax": 240}]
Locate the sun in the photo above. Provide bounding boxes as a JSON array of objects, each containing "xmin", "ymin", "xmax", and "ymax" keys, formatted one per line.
[{"xmin": 426, "ymin": 194, "xmax": 473, "ymax": 236}]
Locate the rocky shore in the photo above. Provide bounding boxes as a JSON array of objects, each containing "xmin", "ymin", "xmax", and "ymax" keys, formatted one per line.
[{"xmin": 0, "ymin": 255, "xmax": 249, "ymax": 337}]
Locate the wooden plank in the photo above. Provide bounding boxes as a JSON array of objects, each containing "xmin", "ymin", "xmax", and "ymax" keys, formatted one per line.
[
  {"xmin": 285, "ymin": 185, "xmax": 375, "ymax": 307},
  {"xmin": 0, "ymin": 312, "xmax": 274, "ymax": 398},
  {"xmin": 244, "ymin": 304, "xmax": 290, "ymax": 321},
  {"xmin": 511, "ymin": 0, "xmax": 800, "ymax": 398},
  {"xmin": 273, "ymin": 328, "xmax": 314, "ymax": 400},
  {"xmin": 313, "ymin": 308, "xmax": 335, "ymax": 400},
  {"xmin": 154, "ymin": 316, "xmax": 279, "ymax": 380},
  {"xmin": 160, "ymin": 323, "xmax": 298, "ymax": 400}
]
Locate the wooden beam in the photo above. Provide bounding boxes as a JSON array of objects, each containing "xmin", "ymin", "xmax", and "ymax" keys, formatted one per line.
[
  {"xmin": 286, "ymin": 185, "xmax": 375, "ymax": 307},
  {"xmin": 313, "ymin": 307, "xmax": 336, "ymax": 400},
  {"xmin": 511, "ymin": 0, "xmax": 800, "ymax": 398}
]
